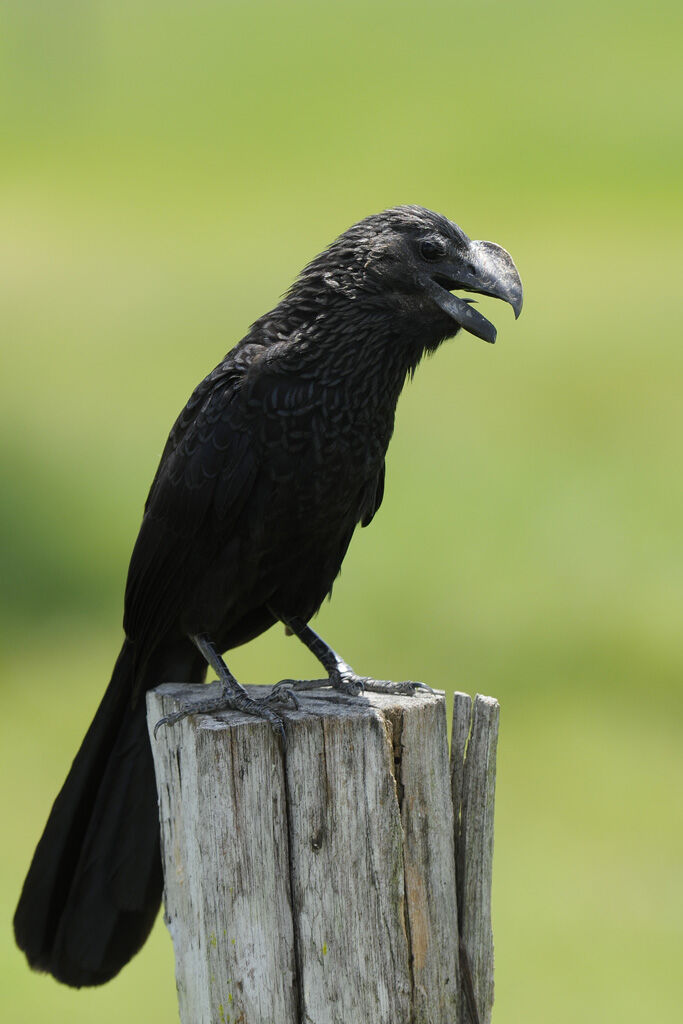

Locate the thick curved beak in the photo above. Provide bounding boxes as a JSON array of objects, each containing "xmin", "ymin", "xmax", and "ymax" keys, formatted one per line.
[{"xmin": 422, "ymin": 238, "xmax": 523, "ymax": 344}]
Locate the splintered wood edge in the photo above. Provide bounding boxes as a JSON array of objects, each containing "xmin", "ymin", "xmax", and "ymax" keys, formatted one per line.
[{"xmin": 450, "ymin": 692, "xmax": 500, "ymax": 1024}]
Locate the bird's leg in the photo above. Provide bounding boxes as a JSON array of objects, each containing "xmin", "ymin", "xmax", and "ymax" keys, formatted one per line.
[
  {"xmin": 153, "ymin": 634, "xmax": 297, "ymax": 741},
  {"xmin": 273, "ymin": 615, "xmax": 432, "ymax": 697}
]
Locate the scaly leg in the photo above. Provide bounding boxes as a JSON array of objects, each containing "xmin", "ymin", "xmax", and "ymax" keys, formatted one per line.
[
  {"xmin": 273, "ymin": 615, "xmax": 433, "ymax": 698},
  {"xmin": 153, "ymin": 634, "xmax": 297, "ymax": 742}
]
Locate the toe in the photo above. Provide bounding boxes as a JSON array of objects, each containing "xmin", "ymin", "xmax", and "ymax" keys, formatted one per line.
[
  {"xmin": 332, "ymin": 673, "xmax": 366, "ymax": 696},
  {"xmin": 266, "ymin": 685, "xmax": 301, "ymax": 711}
]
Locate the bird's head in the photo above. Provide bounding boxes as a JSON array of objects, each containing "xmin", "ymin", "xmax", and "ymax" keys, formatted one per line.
[{"xmin": 305, "ymin": 205, "xmax": 523, "ymax": 346}]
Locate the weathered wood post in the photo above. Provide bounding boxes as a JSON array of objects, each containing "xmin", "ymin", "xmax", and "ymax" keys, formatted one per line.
[{"xmin": 147, "ymin": 682, "xmax": 499, "ymax": 1024}]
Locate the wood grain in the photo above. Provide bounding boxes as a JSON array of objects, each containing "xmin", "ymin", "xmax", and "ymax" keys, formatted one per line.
[{"xmin": 148, "ymin": 682, "xmax": 498, "ymax": 1024}]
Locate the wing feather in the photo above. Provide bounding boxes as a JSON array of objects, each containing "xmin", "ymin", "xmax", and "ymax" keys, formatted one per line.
[
  {"xmin": 360, "ymin": 462, "xmax": 385, "ymax": 527},
  {"xmin": 124, "ymin": 359, "xmax": 260, "ymax": 660}
]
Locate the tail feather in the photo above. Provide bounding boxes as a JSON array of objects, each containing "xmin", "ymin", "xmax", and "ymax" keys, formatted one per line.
[{"xmin": 14, "ymin": 640, "xmax": 163, "ymax": 987}]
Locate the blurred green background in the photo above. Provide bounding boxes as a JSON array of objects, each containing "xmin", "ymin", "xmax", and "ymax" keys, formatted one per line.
[{"xmin": 1, "ymin": 1, "xmax": 681, "ymax": 1020}]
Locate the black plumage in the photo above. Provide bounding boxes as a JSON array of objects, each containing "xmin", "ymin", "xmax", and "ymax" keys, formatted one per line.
[{"xmin": 14, "ymin": 205, "xmax": 522, "ymax": 987}]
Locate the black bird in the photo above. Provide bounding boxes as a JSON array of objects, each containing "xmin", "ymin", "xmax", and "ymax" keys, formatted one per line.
[{"xmin": 14, "ymin": 205, "xmax": 522, "ymax": 988}]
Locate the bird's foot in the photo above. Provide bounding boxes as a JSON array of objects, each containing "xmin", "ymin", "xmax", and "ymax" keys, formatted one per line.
[
  {"xmin": 262, "ymin": 683, "xmax": 302, "ymax": 711},
  {"xmin": 153, "ymin": 682, "xmax": 296, "ymax": 743},
  {"xmin": 270, "ymin": 669, "xmax": 364, "ymax": 699},
  {"xmin": 273, "ymin": 617, "xmax": 433, "ymax": 700},
  {"xmin": 329, "ymin": 663, "xmax": 433, "ymax": 697},
  {"xmin": 270, "ymin": 670, "xmax": 433, "ymax": 701}
]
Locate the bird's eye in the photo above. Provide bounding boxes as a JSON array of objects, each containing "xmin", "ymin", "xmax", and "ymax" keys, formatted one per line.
[{"xmin": 420, "ymin": 237, "xmax": 448, "ymax": 262}]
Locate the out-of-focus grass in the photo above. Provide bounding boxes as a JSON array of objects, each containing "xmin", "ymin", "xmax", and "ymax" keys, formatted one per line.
[{"xmin": 1, "ymin": 1, "xmax": 682, "ymax": 1022}]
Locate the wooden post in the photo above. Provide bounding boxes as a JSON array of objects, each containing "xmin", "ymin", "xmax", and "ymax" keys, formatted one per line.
[{"xmin": 147, "ymin": 682, "xmax": 499, "ymax": 1024}]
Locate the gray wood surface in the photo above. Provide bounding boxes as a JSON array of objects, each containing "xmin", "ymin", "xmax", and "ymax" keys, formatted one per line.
[
  {"xmin": 148, "ymin": 682, "xmax": 498, "ymax": 1024},
  {"xmin": 451, "ymin": 693, "xmax": 500, "ymax": 1024},
  {"xmin": 148, "ymin": 684, "xmax": 298, "ymax": 1024}
]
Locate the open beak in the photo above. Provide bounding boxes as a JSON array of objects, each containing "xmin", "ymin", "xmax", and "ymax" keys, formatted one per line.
[{"xmin": 422, "ymin": 238, "xmax": 523, "ymax": 344}]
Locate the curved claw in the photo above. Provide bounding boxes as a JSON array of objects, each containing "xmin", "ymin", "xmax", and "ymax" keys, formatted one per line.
[
  {"xmin": 267, "ymin": 714, "xmax": 287, "ymax": 747},
  {"xmin": 153, "ymin": 717, "xmax": 169, "ymax": 739},
  {"xmin": 332, "ymin": 672, "xmax": 366, "ymax": 696},
  {"xmin": 153, "ymin": 703, "xmax": 194, "ymax": 739},
  {"xmin": 266, "ymin": 683, "xmax": 302, "ymax": 711}
]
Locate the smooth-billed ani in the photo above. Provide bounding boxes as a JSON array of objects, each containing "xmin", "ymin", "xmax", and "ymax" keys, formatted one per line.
[{"xmin": 15, "ymin": 205, "xmax": 522, "ymax": 987}]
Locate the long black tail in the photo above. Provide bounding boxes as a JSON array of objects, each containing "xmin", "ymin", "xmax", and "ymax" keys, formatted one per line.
[{"xmin": 14, "ymin": 640, "xmax": 163, "ymax": 987}]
